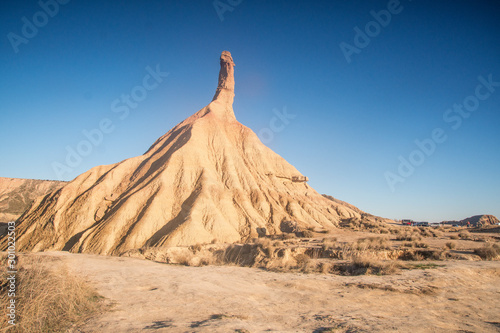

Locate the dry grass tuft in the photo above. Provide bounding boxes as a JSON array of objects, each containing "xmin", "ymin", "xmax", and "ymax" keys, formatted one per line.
[
  {"xmin": 334, "ymin": 256, "xmax": 399, "ymax": 276},
  {"xmin": 402, "ymin": 241, "xmax": 429, "ymax": 248},
  {"xmin": 459, "ymin": 230, "xmax": 472, "ymax": 240},
  {"xmin": 0, "ymin": 254, "xmax": 104, "ymax": 333},
  {"xmin": 355, "ymin": 237, "xmax": 390, "ymax": 250},
  {"xmin": 445, "ymin": 242, "xmax": 456, "ymax": 250},
  {"xmin": 298, "ymin": 230, "xmax": 314, "ymax": 238},
  {"xmin": 339, "ymin": 216, "xmax": 391, "ymax": 234},
  {"xmin": 474, "ymin": 244, "xmax": 500, "ymax": 260},
  {"xmin": 255, "ymin": 238, "xmax": 275, "ymax": 257},
  {"xmin": 321, "ymin": 238, "xmax": 337, "ymax": 251},
  {"xmin": 294, "ymin": 253, "xmax": 310, "ymax": 266},
  {"xmin": 399, "ymin": 249, "xmax": 445, "ymax": 261}
]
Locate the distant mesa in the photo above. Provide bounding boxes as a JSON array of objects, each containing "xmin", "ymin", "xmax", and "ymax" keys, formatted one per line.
[
  {"xmin": 2, "ymin": 51, "xmax": 375, "ymax": 255},
  {"xmin": 444, "ymin": 215, "xmax": 500, "ymax": 227}
]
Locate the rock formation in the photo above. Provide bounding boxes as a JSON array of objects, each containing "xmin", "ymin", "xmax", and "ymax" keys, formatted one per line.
[
  {"xmin": 460, "ymin": 215, "xmax": 499, "ymax": 227},
  {"xmin": 0, "ymin": 177, "xmax": 66, "ymax": 223},
  {"xmin": 3, "ymin": 51, "xmax": 369, "ymax": 255}
]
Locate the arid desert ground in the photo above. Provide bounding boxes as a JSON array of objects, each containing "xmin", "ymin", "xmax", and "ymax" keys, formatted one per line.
[{"xmin": 38, "ymin": 245, "xmax": 500, "ymax": 333}]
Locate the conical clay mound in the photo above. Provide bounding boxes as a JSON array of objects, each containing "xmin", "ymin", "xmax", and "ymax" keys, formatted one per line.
[{"xmin": 7, "ymin": 51, "xmax": 365, "ymax": 255}]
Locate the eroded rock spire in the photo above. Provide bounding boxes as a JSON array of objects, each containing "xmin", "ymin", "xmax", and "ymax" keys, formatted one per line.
[{"xmin": 212, "ymin": 51, "xmax": 235, "ymax": 107}]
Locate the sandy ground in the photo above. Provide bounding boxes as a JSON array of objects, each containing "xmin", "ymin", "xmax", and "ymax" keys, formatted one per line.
[{"xmin": 31, "ymin": 251, "xmax": 500, "ymax": 333}]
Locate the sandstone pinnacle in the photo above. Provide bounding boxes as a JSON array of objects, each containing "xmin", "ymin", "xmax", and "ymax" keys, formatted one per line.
[
  {"xmin": 4, "ymin": 51, "xmax": 370, "ymax": 255},
  {"xmin": 211, "ymin": 51, "xmax": 236, "ymax": 118}
]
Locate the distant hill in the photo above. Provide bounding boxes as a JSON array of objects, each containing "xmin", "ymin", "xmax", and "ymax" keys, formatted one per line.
[
  {"xmin": 461, "ymin": 215, "xmax": 499, "ymax": 226},
  {"xmin": 0, "ymin": 177, "xmax": 66, "ymax": 222},
  {"xmin": 443, "ymin": 215, "xmax": 499, "ymax": 227}
]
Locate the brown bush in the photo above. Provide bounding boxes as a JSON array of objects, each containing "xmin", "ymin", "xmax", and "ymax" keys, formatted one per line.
[
  {"xmin": 399, "ymin": 249, "xmax": 444, "ymax": 261},
  {"xmin": 295, "ymin": 253, "xmax": 310, "ymax": 266},
  {"xmin": 445, "ymin": 242, "xmax": 456, "ymax": 250},
  {"xmin": 459, "ymin": 230, "xmax": 472, "ymax": 240},
  {"xmin": 299, "ymin": 230, "xmax": 314, "ymax": 238},
  {"xmin": 395, "ymin": 231, "xmax": 421, "ymax": 242},
  {"xmin": 279, "ymin": 232, "xmax": 296, "ymax": 240},
  {"xmin": 474, "ymin": 244, "xmax": 500, "ymax": 260},
  {"xmin": 403, "ymin": 241, "xmax": 429, "ymax": 248},
  {"xmin": 255, "ymin": 238, "xmax": 275, "ymax": 257},
  {"xmin": 355, "ymin": 237, "xmax": 390, "ymax": 250},
  {"xmin": 334, "ymin": 256, "xmax": 399, "ymax": 276},
  {"xmin": 321, "ymin": 238, "xmax": 337, "ymax": 251},
  {"xmin": 449, "ymin": 234, "xmax": 460, "ymax": 240}
]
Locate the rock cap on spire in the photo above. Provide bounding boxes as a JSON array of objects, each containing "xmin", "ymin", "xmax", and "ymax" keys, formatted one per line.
[{"xmin": 212, "ymin": 51, "xmax": 235, "ymax": 106}]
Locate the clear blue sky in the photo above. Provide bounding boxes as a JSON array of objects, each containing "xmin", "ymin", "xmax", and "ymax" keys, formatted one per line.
[{"xmin": 1, "ymin": 0, "xmax": 499, "ymax": 222}]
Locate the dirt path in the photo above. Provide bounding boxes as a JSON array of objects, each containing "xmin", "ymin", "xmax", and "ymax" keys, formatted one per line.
[{"xmin": 37, "ymin": 252, "xmax": 500, "ymax": 332}]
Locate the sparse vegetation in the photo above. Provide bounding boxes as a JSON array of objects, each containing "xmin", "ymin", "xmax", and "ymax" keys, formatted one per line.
[
  {"xmin": 334, "ymin": 256, "xmax": 399, "ymax": 276},
  {"xmin": 399, "ymin": 249, "xmax": 444, "ymax": 261},
  {"xmin": 132, "ymin": 223, "xmax": 500, "ymax": 277},
  {"xmin": 407, "ymin": 263, "xmax": 444, "ymax": 270},
  {"xmin": 294, "ymin": 253, "xmax": 310, "ymax": 266},
  {"xmin": 459, "ymin": 230, "xmax": 472, "ymax": 240},
  {"xmin": 0, "ymin": 254, "xmax": 104, "ymax": 333},
  {"xmin": 299, "ymin": 229, "xmax": 314, "ymax": 238},
  {"xmin": 474, "ymin": 244, "xmax": 500, "ymax": 260},
  {"xmin": 403, "ymin": 241, "xmax": 429, "ymax": 249},
  {"xmin": 445, "ymin": 242, "xmax": 456, "ymax": 250},
  {"xmin": 355, "ymin": 237, "xmax": 390, "ymax": 250},
  {"xmin": 321, "ymin": 238, "xmax": 337, "ymax": 251}
]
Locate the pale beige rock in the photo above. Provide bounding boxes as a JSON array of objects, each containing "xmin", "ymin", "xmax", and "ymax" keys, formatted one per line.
[
  {"xmin": 5, "ymin": 51, "xmax": 367, "ymax": 255},
  {"xmin": 0, "ymin": 177, "xmax": 66, "ymax": 222}
]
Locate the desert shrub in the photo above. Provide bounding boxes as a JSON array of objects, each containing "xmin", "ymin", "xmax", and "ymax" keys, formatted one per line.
[
  {"xmin": 299, "ymin": 230, "xmax": 314, "ymax": 238},
  {"xmin": 474, "ymin": 244, "xmax": 500, "ymax": 260},
  {"xmin": 459, "ymin": 230, "xmax": 472, "ymax": 240},
  {"xmin": 445, "ymin": 242, "xmax": 456, "ymax": 250},
  {"xmin": 273, "ymin": 240, "xmax": 284, "ymax": 247},
  {"xmin": 0, "ymin": 255, "xmax": 103, "ymax": 333},
  {"xmin": 334, "ymin": 256, "xmax": 399, "ymax": 276},
  {"xmin": 426, "ymin": 229, "xmax": 442, "ymax": 238},
  {"xmin": 255, "ymin": 238, "xmax": 275, "ymax": 257},
  {"xmin": 418, "ymin": 228, "xmax": 434, "ymax": 238},
  {"xmin": 280, "ymin": 232, "xmax": 296, "ymax": 240},
  {"xmin": 339, "ymin": 217, "xmax": 362, "ymax": 230},
  {"xmin": 339, "ymin": 217, "xmax": 388, "ymax": 233},
  {"xmin": 300, "ymin": 260, "xmax": 319, "ymax": 274},
  {"xmin": 403, "ymin": 241, "xmax": 429, "ymax": 249},
  {"xmin": 318, "ymin": 262, "xmax": 333, "ymax": 274},
  {"xmin": 395, "ymin": 230, "xmax": 422, "ymax": 242},
  {"xmin": 449, "ymin": 234, "xmax": 460, "ymax": 240},
  {"xmin": 399, "ymin": 249, "xmax": 444, "ymax": 261},
  {"xmin": 295, "ymin": 253, "xmax": 310, "ymax": 266},
  {"xmin": 475, "ymin": 236, "xmax": 493, "ymax": 243},
  {"xmin": 355, "ymin": 237, "xmax": 390, "ymax": 250},
  {"xmin": 400, "ymin": 251, "xmax": 424, "ymax": 261},
  {"xmin": 379, "ymin": 228, "xmax": 390, "ymax": 234},
  {"xmin": 321, "ymin": 238, "xmax": 337, "ymax": 251}
]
